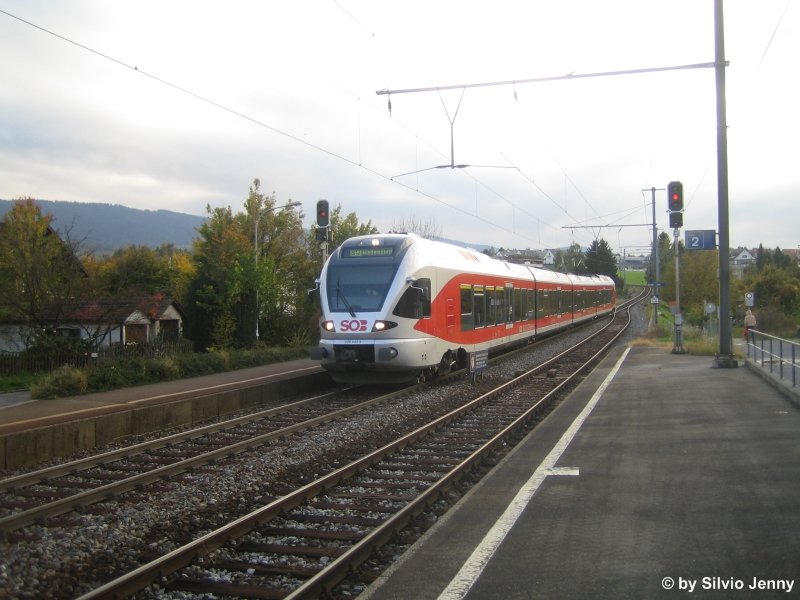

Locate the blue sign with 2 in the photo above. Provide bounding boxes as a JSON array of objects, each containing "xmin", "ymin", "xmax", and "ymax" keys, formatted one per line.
[{"xmin": 685, "ymin": 230, "xmax": 716, "ymax": 250}]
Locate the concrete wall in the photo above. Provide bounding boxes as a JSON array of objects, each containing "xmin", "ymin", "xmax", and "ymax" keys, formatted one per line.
[{"xmin": 0, "ymin": 371, "xmax": 332, "ymax": 470}]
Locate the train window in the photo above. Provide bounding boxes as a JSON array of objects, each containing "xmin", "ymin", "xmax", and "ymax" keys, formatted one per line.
[
  {"xmin": 526, "ymin": 289, "xmax": 535, "ymax": 320},
  {"xmin": 474, "ymin": 285, "xmax": 486, "ymax": 328},
  {"xmin": 326, "ymin": 264, "xmax": 396, "ymax": 312},
  {"xmin": 513, "ymin": 288, "xmax": 524, "ymax": 323},
  {"xmin": 460, "ymin": 284, "xmax": 474, "ymax": 331},
  {"xmin": 505, "ymin": 285, "xmax": 514, "ymax": 324},
  {"xmin": 488, "ymin": 287, "xmax": 502, "ymax": 325},
  {"xmin": 392, "ymin": 278, "xmax": 431, "ymax": 319}
]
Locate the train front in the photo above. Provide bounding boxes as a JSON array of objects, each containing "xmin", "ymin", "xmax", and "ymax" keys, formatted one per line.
[{"xmin": 310, "ymin": 234, "xmax": 432, "ymax": 384}]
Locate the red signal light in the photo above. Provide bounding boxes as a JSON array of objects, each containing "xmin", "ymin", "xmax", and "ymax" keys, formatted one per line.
[{"xmin": 667, "ymin": 181, "xmax": 683, "ymax": 212}]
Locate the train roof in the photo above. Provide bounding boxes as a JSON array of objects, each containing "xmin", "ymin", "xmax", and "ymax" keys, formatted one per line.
[{"xmin": 334, "ymin": 233, "xmax": 614, "ymax": 286}]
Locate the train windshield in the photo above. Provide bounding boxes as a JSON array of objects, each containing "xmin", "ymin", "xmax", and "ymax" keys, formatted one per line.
[{"xmin": 325, "ymin": 264, "xmax": 397, "ymax": 313}]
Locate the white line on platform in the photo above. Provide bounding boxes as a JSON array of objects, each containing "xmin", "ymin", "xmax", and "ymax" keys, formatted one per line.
[{"xmin": 437, "ymin": 346, "xmax": 632, "ymax": 600}]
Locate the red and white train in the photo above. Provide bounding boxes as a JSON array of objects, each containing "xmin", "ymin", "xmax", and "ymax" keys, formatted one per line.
[{"xmin": 311, "ymin": 233, "xmax": 616, "ymax": 384}]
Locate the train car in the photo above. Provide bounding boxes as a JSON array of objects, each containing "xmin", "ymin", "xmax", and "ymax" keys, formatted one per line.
[{"xmin": 310, "ymin": 233, "xmax": 616, "ymax": 384}]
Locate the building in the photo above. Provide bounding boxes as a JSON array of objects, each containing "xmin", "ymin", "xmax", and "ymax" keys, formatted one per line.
[{"xmin": 0, "ymin": 294, "xmax": 185, "ymax": 352}]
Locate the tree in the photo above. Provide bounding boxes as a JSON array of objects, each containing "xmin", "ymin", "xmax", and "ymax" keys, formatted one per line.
[
  {"xmin": 0, "ymin": 198, "xmax": 89, "ymax": 346},
  {"xmin": 555, "ymin": 242, "xmax": 585, "ymax": 274},
  {"xmin": 646, "ymin": 232, "xmax": 672, "ymax": 284},
  {"xmin": 388, "ymin": 215, "xmax": 442, "ymax": 239},
  {"xmin": 187, "ymin": 204, "xmax": 251, "ymax": 349},
  {"xmin": 187, "ymin": 179, "xmax": 311, "ymax": 349},
  {"xmin": 95, "ymin": 245, "xmax": 173, "ymax": 297},
  {"xmin": 662, "ymin": 248, "xmax": 718, "ymax": 325},
  {"xmin": 584, "ymin": 239, "xmax": 619, "ymax": 282}
]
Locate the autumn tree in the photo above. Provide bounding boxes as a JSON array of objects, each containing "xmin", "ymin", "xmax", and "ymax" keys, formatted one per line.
[
  {"xmin": 186, "ymin": 179, "xmax": 311, "ymax": 349},
  {"xmin": 0, "ymin": 198, "xmax": 89, "ymax": 347}
]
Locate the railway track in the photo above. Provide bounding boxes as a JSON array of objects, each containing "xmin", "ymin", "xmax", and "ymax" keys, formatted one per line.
[
  {"xmin": 0, "ymin": 386, "xmax": 407, "ymax": 532},
  {"xmin": 73, "ymin": 295, "xmax": 641, "ymax": 600}
]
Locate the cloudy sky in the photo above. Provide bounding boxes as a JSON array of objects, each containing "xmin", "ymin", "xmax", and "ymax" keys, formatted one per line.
[{"xmin": 1, "ymin": 1, "xmax": 797, "ymax": 255}]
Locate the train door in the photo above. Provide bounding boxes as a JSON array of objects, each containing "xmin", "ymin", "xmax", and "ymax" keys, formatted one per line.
[
  {"xmin": 446, "ymin": 297, "xmax": 456, "ymax": 331},
  {"xmin": 504, "ymin": 283, "xmax": 514, "ymax": 329}
]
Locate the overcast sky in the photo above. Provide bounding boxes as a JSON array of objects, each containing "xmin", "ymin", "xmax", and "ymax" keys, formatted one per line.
[{"xmin": 1, "ymin": 1, "xmax": 797, "ymax": 255}]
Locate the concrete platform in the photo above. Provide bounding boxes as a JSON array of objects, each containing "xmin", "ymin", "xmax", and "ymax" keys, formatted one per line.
[
  {"xmin": 0, "ymin": 359, "xmax": 330, "ymax": 470},
  {"xmin": 365, "ymin": 344, "xmax": 800, "ymax": 599}
]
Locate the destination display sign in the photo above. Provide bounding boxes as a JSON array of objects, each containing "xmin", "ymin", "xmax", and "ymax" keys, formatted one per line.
[{"xmin": 343, "ymin": 246, "xmax": 395, "ymax": 258}]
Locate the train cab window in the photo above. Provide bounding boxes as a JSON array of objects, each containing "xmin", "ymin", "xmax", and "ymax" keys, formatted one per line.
[
  {"xmin": 326, "ymin": 264, "xmax": 395, "ymax": 312},
  {"xmin": 393, "ymin": 278, "xmax": 431, "ymax": 319}
]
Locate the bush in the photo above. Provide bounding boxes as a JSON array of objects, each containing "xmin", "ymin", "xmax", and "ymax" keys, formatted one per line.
[
  {"xmin": 756, "ymin": 305, "xmax": 797, "ymax": 338},
  {"xmin": 31, "ymin": 366, "xmax": 88, "ymax": 399},
  {"xmin": 28, "ymin": 345, "xmax": 312, "ymax": 399}
]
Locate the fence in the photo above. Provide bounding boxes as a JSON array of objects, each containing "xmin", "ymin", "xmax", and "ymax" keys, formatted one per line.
[
  {"xmin": 745, "ymin": 329, "xmax": 798, "ymax": 391},
  {"xmin": 0, "ymin": 338, "xmax": 194, "ymax": 376}
]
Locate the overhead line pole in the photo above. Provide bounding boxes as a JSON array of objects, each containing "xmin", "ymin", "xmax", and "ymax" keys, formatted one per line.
[{"xmin": 713, "ymin": 0, "xmax": 736, "ymax": 368}]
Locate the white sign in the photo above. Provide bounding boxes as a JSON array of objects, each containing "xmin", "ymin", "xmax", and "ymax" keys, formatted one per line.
[{"xmin": 744, "ymin": 292, "xmax": 755, "ymax": 307}]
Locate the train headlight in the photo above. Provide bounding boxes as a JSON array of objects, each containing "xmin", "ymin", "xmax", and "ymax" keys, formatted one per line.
[
  {"xmin": 378, "ymin": 347, "xmax": 398, "ymax": 360},
  {"xmin": 322, "ymin": 320, "xmax": 335, "ymax": 332},
  {"xmin": 372, "ymin": 320, "xmax": 398, "ymax": 332}
]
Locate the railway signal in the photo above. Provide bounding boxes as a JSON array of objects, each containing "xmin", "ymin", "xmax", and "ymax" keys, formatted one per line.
[
  {"xmin": 669, "ymin": 211, "xmax": 683, "ymax": 228},
  {"xmin": 316, "ymin": 199, "xmax": 330, "ymax": 227},
  {"xmin": 668, "ymin": 181, "xmax": 683, "ymax": 212}
]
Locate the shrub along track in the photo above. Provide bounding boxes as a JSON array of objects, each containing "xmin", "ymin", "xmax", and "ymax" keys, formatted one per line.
[{"xmin": 72, "ymin": 298, "xmax": 637, "ymax": 600}]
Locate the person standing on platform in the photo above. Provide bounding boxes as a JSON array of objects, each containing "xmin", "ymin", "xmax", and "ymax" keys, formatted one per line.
[{"xmin": 743, "ymin": 309, "xmax": 757, "ymax": 340}]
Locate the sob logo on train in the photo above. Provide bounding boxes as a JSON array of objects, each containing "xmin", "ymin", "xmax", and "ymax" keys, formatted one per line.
[{"xmin": 339, "ymin": 319, "xmax": 368, "ymax": 332}]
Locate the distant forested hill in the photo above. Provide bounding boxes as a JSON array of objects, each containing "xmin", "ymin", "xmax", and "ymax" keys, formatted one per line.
[{"xmin": 0, "ymin": 199, "xmax": 205, "ymax": 253}]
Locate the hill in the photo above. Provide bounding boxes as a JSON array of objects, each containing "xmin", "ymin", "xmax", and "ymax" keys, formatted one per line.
[{"xmin": 0, "ymin": 199, "xmax": 205, "ymax": 253}]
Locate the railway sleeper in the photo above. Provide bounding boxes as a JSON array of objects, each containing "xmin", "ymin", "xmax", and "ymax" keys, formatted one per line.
[
  {"xmin": 235, "ymin": 541, "xmax": 348, "ymax": 558},
  {"xmin": 259, "ymin": 525, "xmax": 364, "ymax": 541},
  {"xmin": 166, "ymin": 578, "xmax": 290, "ymax": 600},
  {"xmin": 283, "ymin": 512, "xmax": 384, "ymax": 527},
  {"xmin": 309, "ymin": 500, "xmax": 399, "ymax": 514},
  {"xmin": 213, "ymin": 558, "xmax": 321, "ymax": 578},
  {"xmin": 327, "ymin": 490, "xmax": 416, "ymax": 502}
]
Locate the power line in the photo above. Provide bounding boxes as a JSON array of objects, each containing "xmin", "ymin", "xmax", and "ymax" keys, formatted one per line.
[
  {"xmin": 756, "ymin": 0, "xmax": 792, "ymax": 73},
  {"xmin": 0, "ymin": 7, "xmax": 547, "ymax": 246}
]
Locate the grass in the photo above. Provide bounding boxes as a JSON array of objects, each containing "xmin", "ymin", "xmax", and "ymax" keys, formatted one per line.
[
  {"xmin": 0, "ymin": 372, "xmax": 44, "ymax": 393},
  {"xmin": 622, "ymin": 269, "xmax": 648, "ymax": 287},
  {"xmin": 634, "ymin": 303, "xmax": 745, "ymax": 357}
]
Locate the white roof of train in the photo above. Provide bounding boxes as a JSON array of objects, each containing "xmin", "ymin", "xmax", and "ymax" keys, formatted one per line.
[{"xmin": 336, "ymin": 233, "xmax": 613, "ymax": 287}]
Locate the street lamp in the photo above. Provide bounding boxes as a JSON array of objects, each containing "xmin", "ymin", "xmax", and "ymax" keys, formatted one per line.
[{"xmin": 255, "ymin": 201, "xmax": 302, "ymax": 341}]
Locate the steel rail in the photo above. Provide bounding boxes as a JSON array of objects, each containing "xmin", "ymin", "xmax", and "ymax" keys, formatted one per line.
[
  {"xmin": 77, "ymin": 298, "xmax": 639, "ymax": 600},
  {"xmin": 287, "ymin": 302, "xmax": 633, "ymax": 599},
  {"xmin": 0, "ymin": 389, "xmax": 347, "ymax": 492},
  {"xmin": 0, "ymin": 387, "xmax": 407, "ymax": 533}
]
